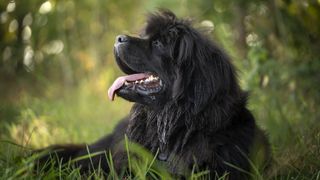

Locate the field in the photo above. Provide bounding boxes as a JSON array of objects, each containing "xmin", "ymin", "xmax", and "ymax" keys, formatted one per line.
[{"xmin": 1, "ymin": 0, "xmax": 319, "ymax": 179}]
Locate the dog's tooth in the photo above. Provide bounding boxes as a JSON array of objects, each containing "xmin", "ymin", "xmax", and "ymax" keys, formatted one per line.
[
  {"xmin": 135, "ymin": 80, "xmax": 138, "ymax": 83},
  {"xmin": 125, "ymin": 81, "xmax": 129, "ymax": 85}
]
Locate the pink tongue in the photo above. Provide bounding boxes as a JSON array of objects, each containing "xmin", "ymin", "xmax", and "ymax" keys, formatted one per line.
[{"xmin": 108, "ymin": 73, "xmax": 149, "ymax": 101}]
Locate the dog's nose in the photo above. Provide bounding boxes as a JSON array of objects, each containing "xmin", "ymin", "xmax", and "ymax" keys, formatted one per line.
[{"xmin": 116, "ymin": 35, "xmax": 129, "ymax": 43}]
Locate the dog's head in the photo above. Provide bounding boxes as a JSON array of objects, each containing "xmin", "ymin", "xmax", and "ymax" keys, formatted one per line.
[{"xmin": 108, "ymin": 10, "xmax": 239, "ymax": 113}]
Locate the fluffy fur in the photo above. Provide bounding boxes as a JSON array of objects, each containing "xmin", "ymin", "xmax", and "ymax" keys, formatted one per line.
[{"xmin": 37, "ymin": 10, "xmax": 270, "ymax": 179}]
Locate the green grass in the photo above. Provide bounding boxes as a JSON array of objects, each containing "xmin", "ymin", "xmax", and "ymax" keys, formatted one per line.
[
  {"xmin": 0, "ymin": 137, "xmax": 174, "ymax": 179},
  {"xmin": 0, "ymin": 136, "xmax": 266, "ymax": 180},
  {"xmin": 2, "ymin": 131, "xmax": 318, "ymax": 180}
]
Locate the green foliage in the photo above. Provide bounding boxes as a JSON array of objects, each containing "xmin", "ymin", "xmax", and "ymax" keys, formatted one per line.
[
  {"xmin": 0, "ymin": 137, "xmax": 270, "ymax": 180},
  {"xmin": 0, "ymin": 0, "xmax": 320, "ymax": 179}
]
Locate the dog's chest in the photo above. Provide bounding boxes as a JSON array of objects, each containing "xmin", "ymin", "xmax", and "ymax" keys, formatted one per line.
[
  {"xmin": 127, "ymin": 107, "xmax": 188, "ymax": 166},
  {"xmin": 128, "ymin": 117, "xmax": 192, "ymax": 176}
]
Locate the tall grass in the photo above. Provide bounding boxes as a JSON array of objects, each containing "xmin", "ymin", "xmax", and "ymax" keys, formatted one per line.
[{"xmin": 1, "ymin": 128, "xmax": 319, "ymax": 179}]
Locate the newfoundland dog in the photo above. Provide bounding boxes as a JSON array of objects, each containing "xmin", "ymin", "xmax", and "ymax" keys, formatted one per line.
[{"xmin": 37, "ymin": 10, "xmax": 270, "ymax": 179}]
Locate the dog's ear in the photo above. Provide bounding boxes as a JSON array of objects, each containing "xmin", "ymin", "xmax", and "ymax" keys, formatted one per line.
[
  {"xmin": 173, "ymin": 31, "xmax": 239, "ymax": 114},
  {"xmin": 172, "ymin": 33, "xmax": 208, "ymax": 114},
  {"xmin": 172, "ymin": 34, "xmax": 194, "ymax": 100}
]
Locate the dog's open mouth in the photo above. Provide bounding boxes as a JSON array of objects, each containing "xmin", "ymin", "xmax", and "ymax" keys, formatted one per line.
[{"xmin": 108, "ymin": 72, "xmax": 163, "ymax": 101}]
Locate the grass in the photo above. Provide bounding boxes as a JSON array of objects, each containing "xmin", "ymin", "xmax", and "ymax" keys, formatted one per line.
[
  {"xmin": 0, "ymin": 135, "xmax": 265, "ymax": 180},
  {"xmin": 2, "ymin": 131, "xmax": 318, "ymax": 180},
  {"xmin": 0, "ymin": 75, "xmax": 320, "ymax": 179},
  {"xmin": 0, "ymin": 136, "xmax": 174, "ymax": 179}
]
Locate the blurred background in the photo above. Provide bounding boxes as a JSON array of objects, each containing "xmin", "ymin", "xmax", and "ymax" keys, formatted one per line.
[{"xmin": 0, "ymin": 0, "xmax": 319, "ymax": 178}]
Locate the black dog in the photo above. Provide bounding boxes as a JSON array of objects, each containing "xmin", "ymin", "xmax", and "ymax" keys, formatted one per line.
[{"xmin": 37, "ymin": 10, "xmax": 270, "ymax": 179}]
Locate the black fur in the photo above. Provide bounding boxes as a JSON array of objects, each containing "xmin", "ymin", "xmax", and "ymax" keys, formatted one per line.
[{"xmin": 36, "ymin": 10, "xmax": 270, "ymax": 179}]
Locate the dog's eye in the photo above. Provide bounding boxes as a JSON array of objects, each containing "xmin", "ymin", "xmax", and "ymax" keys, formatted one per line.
[{"xmin": 152, "ymin": 40, "xmax": 163, "ymax": 49}]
